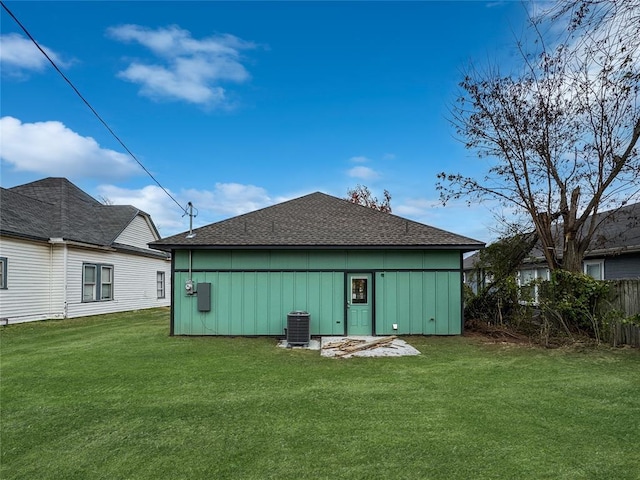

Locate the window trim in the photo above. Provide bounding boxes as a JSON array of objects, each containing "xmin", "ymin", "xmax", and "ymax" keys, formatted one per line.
[
  {"xmin": 517, "ymin": 267, "xmax": 549, "ymax": 304},
  {"xmin": 350, "ymin": 275, "xmax": 369, "ymax": 305},
  {"xmin": 0, "ymin": 257, "xmax": 7, "ymax": 289},
  {"xmin": 100, "ymin": 265, "xmax": 113, "ymax": 301},
  {"xmin": 583, "ymin": 259, "xmax": 604, "ymax": 280},
  {"xmin": 82, "ymin": 263, "xmax": 114, "ymax": 302},
  {"xmin": 83, "ymin": 264, "xmax": 97, "ymax": 302},
  {"xmin": 157, "ymin": 271, "xmax": 166, "ymax": 299}
]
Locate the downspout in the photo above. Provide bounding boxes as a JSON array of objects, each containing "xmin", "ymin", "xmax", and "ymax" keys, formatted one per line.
[
  {"xmin": 49, "ymin": 242, "xmax": 53, "ymax": 319},
  {"xmin": 63, "ymin": 243, "xmax": 68, "ymax": 318},
  {"xmin": 460, "ymin": 251, "xmax": 464, "ymax": 334},
  {"xmin": 48, "ymin": 238, "xmax": 69, "ymax": 319},
  {"xmin": 169, "ymin": 251, "xmax": 176, "ymax": 336}
]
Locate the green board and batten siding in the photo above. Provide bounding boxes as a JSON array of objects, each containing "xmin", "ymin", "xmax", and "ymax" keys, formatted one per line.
[
  {"xmin": 150, "ymin": 192, "xmax": 483, "ymax": 337},
  {"xmin": 172, "ymin": 249, "xmax": 462, "ymax": 336}
]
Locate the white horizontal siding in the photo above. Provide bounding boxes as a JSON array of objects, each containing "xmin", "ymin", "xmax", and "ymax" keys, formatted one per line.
[
  {"xmin": 0, "ymin": 237, "xmax": 61, "ymax": 323},
  {"xmin": 1, "ymin": 232, "xmax": 170, "ymax": 323},
  {"xmin": 115, "ymin": 215, "xmax": 158, "ymax": 250},
  {"xmin": 50, "ymin": 243, "xmax": 67, "ymax": 317},
  {"xmin": 65, "ymin": 247, "xmax": 171, "ymax": 319}
]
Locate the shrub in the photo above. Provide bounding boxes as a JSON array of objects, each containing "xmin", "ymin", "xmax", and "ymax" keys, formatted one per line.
[{"xmin": 538, "ymin": 270, "xmax": 611, "ymax": 343}]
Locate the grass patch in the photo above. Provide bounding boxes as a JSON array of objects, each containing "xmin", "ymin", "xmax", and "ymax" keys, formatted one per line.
[{"xmin": 1, "ymin": 308, "xmax": 639, "ymax": 479}]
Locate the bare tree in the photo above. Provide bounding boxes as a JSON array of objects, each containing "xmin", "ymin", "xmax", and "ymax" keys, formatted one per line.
[
  {"xmin": 438, "ymin": 0, "xmax": 640, "ymax": 273},
  {"xmin": 345, "ymin": 185, "xmax": 392, "ymax": 213}
]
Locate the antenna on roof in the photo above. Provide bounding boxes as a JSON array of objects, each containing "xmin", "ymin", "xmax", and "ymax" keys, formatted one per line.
[{"xmin": 184, "ymin": 202, "xmax": 197, "ymax": 239}]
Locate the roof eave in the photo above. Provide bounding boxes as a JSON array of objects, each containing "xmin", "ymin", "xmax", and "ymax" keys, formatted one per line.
[
  {"xmin": 0, "ymin": 230, "xmax": 50, "ymax": 243},
  {"xmin": 113, "ymin": 243, "xmax": 171, "ymax": 259},
  {"xmin": 584, "ymin": 244, "xmax": 640, "ymax": 257},
  {"xmin": 525, "ymin": 244, "xmax": 640, "ymax": 263},
  {"xmin": 148, "ymin": 242, "xmax": 485, "ymax": 252}
]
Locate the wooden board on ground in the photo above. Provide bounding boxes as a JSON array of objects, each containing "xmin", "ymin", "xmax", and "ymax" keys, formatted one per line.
[{"xmin": 331, "ymin": 336, "xmax": 398, "ymax": 357}]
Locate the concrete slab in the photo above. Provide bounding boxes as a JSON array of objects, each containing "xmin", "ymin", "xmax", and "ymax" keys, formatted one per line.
[
  {"xmin": 320, "ymin": 336, "xmax": 421, "ymax": 359},
  {"xmin": 277, "ymin": 336, "xmax": 421, "ymax": 358},
  {"xmin": 277, "ymin": 338, "xmax": 321, "ymax": 350}
]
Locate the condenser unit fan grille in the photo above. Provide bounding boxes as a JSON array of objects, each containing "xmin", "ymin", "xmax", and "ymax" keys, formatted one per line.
[{"xmin": 287, "ymin": 311, "xmax": 310, "ymax": 346}]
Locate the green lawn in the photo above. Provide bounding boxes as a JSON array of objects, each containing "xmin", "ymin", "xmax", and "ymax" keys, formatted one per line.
[{"xmin": 1, "ymin": 308, "xmax": 639, "ymax": 480}]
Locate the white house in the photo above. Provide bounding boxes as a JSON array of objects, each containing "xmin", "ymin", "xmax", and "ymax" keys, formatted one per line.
[{"xmin": 0, "ymin": 177, "xmax": 171, "ymax": 324}]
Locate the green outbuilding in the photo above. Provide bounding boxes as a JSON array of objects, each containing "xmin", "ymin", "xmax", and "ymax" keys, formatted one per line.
[{"xmin": 150, "ymin": 192, "xmax": 484, "ymax": 337}]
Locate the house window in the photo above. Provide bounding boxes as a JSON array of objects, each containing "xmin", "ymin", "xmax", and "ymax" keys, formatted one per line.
[
  {"xmin": 584, "ymin": 260, "xmax": 604, "ymax": 280},
  {"xmin": 518, "ymin": 267, "xmax": 549, "ymax": 303},
  {"xmin": 83, "ymin": 263, "xmax": 114, "ymax": 302},
  {"xmin": 157, "ymin": 271, "xmax": 165, "ymax": 299},
  {"xmin": 351, "ymin": 277, "xmax": 368, "ymax": 304},
  {"xmin": 0, "ymin": 257, "xmax": 7, "ymax": 289},
  {"xmin": 101, "ymin": 266, "xmax": 113, "ymax": 300},
  {"xmin": 83, "ymin": 265, "xmax": 96, "ymax": 301}
]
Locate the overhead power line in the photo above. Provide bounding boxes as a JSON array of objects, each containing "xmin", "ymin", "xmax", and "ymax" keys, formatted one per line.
[{"xmin": 1, "ymin": 1, "xmax": 188, "ymax": 215}]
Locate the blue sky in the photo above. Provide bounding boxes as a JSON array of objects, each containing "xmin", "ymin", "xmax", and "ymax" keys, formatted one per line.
[{"xmin": 1, "ymin": 1, "xmax": 531, "ymax": 241}]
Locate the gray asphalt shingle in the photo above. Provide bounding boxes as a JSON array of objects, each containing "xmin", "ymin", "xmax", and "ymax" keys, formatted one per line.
[
  {"xmin": 1, "ymin": 178, "xmax": 148, "ymax": 247},
  {"xmin": 463, "ymin": 202, "xmax": 640, "ymax": 271},
  {"xmin": 150, "ymin": 192, "xmax": 485, "ymax": 250}
]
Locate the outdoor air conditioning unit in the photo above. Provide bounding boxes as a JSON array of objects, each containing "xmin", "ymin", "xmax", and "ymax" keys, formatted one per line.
[{"xmin": 287, "ymin": 311, "xmax": 310, "ymax": 347}]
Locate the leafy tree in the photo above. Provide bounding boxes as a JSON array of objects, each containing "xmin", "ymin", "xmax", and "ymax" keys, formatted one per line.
[
  {"xmin": 346, "ymin": 185, "xmax": 392, "ymax": 213},
  {"xmin": 464, "ymin": 232, "xmax": 537, "ymax": 325},
  {"xmin": 437, "ymin": 0, "xmax": 640, "ymax": 273}
]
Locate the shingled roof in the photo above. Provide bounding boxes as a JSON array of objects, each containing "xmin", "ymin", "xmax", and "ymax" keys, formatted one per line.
[
  {"xmin": 528, "ymin": 202, "xmax": 640, "ymax": 258},
  {"xmin": 463, "ymin": 202, "xmax": 640, "ymax": 271},
  {"xmin": 150, "ymin": 192, "xmax": 484, "ymax": 251},
  {"xmin": 1, "ymin": 177, "xmax": 160, "ymax": 248}
]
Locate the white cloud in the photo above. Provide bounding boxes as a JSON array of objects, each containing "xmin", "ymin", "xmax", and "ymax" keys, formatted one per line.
[
  {"xmin": 182, "ymin": 183, "xmax": 273, "ymax": 216},
  {"xmin": 527, "ymin": 1, "xmax": 639, "ymax": 71},
  {"xmin": 0, "ymin": 116, "xmax": 141, "ymax": 179},
  {"xmin": 395, "ymin": 195, "xmax": 503, "ymax": 243},
  {"xmin": 347, "ymin": 165, "xmax": 380, "ymax": 180},
  {"xmin": 394, "ymin": 197, "xmax": 435, "ymax": 217},
  {"xmin": 107, "ymin": 24, "xmax": 257, "ymax": 106},
  {"xmin": 96, "ymin": 184, "xmax": 186, "ymax": 234},
  {"xmin": 96, "ymin": 181, "xmax": 275, "ymax": 237},
  {"xmin": 0, "ymin": 33, "xmax": 68, "ymax": 75},
  {"xmin": 116, "ymin": 63, "xmax": 224, "ymax": 104},
  {"xmin": 349, "ymin": 155, "xmax": 370, "ymax": 163}
]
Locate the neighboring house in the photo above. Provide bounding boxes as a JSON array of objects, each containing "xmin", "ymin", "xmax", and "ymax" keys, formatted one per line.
[
  {"xmin": 0, "ymin": 177, "xmax": 171, "ymax": 324},
  {"xmin": 567, "ymin": 202, "xmax": 640, "ymax": 281},
  {"xmin": 464, "ymin": 202, "xmax": 640, "ymax": 300},
  {"xmin": 462, "ymin": 252, "xmax": 492, "ymax": 295},
  {"xmin": 149, "ymin": 192, "xmax": 484, "ymax": 336}
]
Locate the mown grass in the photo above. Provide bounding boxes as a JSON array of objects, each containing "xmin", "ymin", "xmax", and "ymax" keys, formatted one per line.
[{"xmin": 1, "ymin": 308, "xmax": 639, "ymax": 479}]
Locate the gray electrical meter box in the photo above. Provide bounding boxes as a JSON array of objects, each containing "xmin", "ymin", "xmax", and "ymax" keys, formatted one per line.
[{"xmin": 197, "ymin": 283, "xmax": 211, "ymax": 312}]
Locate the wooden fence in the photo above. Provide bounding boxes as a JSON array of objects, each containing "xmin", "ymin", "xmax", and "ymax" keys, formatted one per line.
[
  {"xmin": 605, "ymin": 280, "xmax": 640, "ymax": 317},
  {"xmin": 604, "ymin": 280, "xmax": 640, "ymax": 347},
  {"xmin": 609, "ymin": 321, "xmax": 640, "ymax": 348}
]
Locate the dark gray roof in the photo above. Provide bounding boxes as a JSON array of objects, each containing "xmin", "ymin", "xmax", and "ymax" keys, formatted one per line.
[
  {"xmin": 10, "ymin": 176, "xmax": 99, "ymax": 207},
  {"xmin": 1, "ymin": 178, "xmax": 162, "ymax": 252},
  {"xmin": 582, "ymin": 202, "xmax": 640, "ymax": 256},
  {"xmin": 462, "ymin": 202, "xmax": 640, "ymax": 271},
  {"xmin": 150, "ymin": 192, "xmax": 485, "ymax": 251},
  {"xmin": 463, "ymin": 251, "xmax": 481, "ymax": 270},
  {"xmin": 528, "ymin": 202, "xmax": 640, "ymax": 259},
  {"xmin": 0, "ymin": 187, "xmax": 56, "ymax": 240}
]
